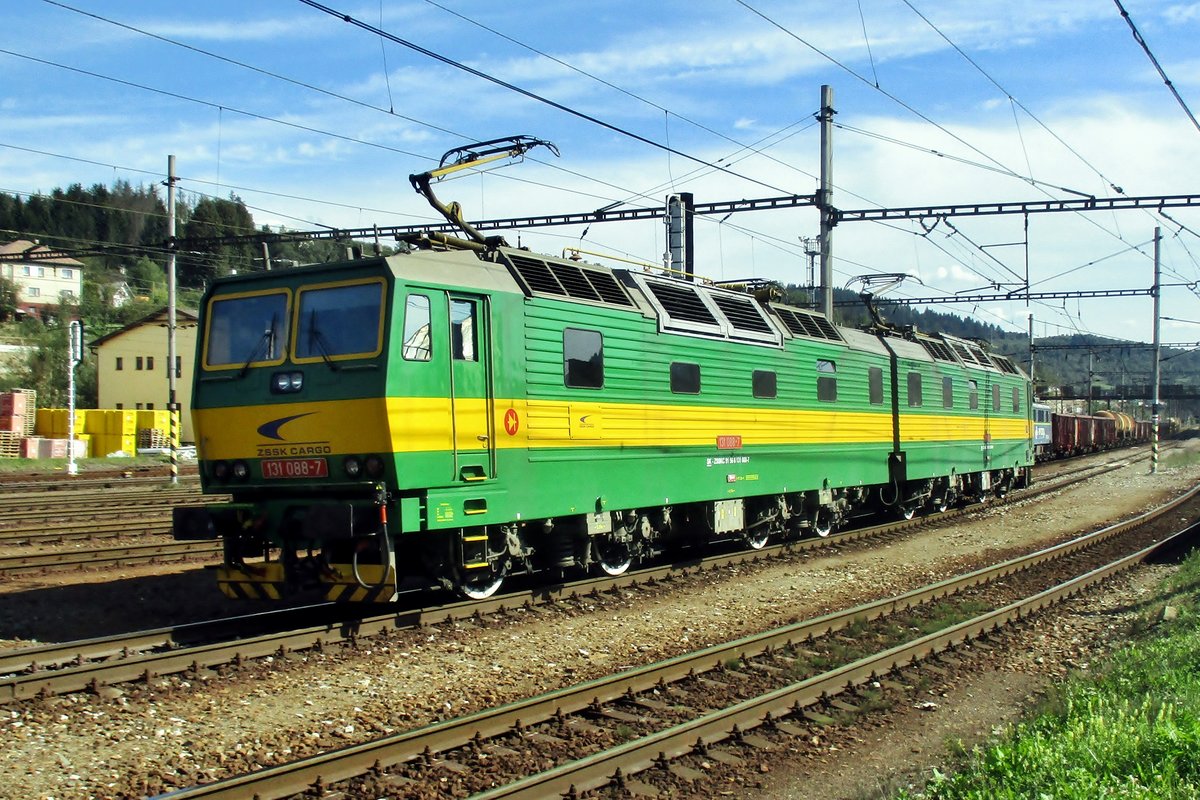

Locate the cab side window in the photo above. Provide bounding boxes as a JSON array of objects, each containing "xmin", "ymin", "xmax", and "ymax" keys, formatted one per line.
[
  {"xmin": 817, "ymin": 360, "xmax": 837, "ymax": 402},
  {"xmin": 564, "ymin": 328, "xmax": 603, "ymax": 388}
]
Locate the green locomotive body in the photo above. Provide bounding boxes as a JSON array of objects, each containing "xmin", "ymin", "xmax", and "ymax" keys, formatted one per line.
[{"xmin": 178, "ymin": 243, "xmax": 1032, "ymax": 601}]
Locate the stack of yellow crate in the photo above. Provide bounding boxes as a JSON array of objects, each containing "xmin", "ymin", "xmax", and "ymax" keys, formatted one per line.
[
  {"xmin": 94, "ymin": 409, "xmax": 137, "ymax": 456},
  {"xmin": 31, "ymin": 408, "xmax": 174, "ymax": 459},
  {"xmin": 34, "ymin": 408, "xmax": 142, "ymax": 458}
]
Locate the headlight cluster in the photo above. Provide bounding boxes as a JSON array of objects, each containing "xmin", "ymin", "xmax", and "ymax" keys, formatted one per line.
[
  {"xmin": 208, "ymin": 455, "xmax": 386, "ymax": 483},
  {"xmin": 271, "ymin": 371, "xmax": 304, "ymax": 394},
  {"xmin": 210, "ymin": 460, "xmax": 250, "ymax": 482},
  {"xmin": 343, "ymin": 454, "xmax": 386, "ymax": 479}
]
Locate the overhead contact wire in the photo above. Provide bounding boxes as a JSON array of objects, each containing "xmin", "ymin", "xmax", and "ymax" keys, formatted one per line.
[
  {"xmin": 1112, "ymin": 0, "xmax": 1200, "ymax": 136},
  {"xmin": 295, "ymin": 0, "xmax": 797, "ymax": 197}
]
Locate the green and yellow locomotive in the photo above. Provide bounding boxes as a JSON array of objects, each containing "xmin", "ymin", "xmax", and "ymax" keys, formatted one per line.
[
  {"xmin": 177, "ymin": 240, "xmax": 1032, "ymax": 602},
  {"xmin": 175, "ymin": 142, "xmax": 1033, "ymax": 602}
]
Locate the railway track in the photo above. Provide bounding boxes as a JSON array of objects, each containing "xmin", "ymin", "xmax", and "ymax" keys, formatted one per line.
[
  {"xmin": 151, "ymin": 476, "xmax": 1200, "ymax": 798},
  {"xmin": 0, "ymin": 455, "xmax": 1149, "ymax": 701},
  {"xmin": 0, "ymin": 487, "xmax": 207, "ymax": 518},
  {"xmin": 0, "ymin": 451, "xmax": 1128, "ymax": 576},
  {"xmin": 0, "ymin": 540, "xmax": 221, "ymax": 575},
  {"xmin": 0, "ymin": 485, "xmax": 225, "ymax": 545},
  {"xmin": 0, "ymin": 448, "xmax": 1150, "ymax": 568},
  {"xmin": 0, "ymin": 467, "xmax": 198, "ymax": 492}
]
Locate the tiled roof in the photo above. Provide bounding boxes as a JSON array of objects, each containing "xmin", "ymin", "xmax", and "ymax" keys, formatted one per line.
[{"xmin": 0, "ymin": 239, "xmax": 85, "ymax": 268}]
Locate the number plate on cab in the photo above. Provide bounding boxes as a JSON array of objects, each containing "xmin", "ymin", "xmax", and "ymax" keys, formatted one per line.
[{"xmin": 261, "ymin": 458, "xmax": 328, "ymax": 479}]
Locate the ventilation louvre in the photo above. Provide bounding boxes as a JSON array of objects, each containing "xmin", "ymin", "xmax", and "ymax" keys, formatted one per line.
[
  {"xmin": 919, "ymin": 338, "xmax": 957, "ymax": 363},
  {"xmin": 992, "ymin": 355, "xmax": 1020, "ymax": 374},
  {"xmin": 644, "ymin": 280, "xmax": 720, "ymax": 326},
  {"xmin": 771, "ymin": 305, "xmax": 844, "ymax": 342},
  {"xmin": 500, "ymin": 251, "xmax": 633, "ymax": 308},
  {"xmin": 711, "ymin": 293, "xmax": 773, "ymax": 334}
]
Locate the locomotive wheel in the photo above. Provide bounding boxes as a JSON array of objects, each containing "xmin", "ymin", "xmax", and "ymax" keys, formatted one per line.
[
  {"xmin": 933, "ymin": 497, "xmax": 950, "ymax": 513},
  {"xmin": 744, "ymin": 528, "xmax": 770, "ymax": 550},
  {"xmin": 595, "ymin": 537, "xmax": 633, "ymax": 576},
  {"xmin": 812, "ymin": 509, "xmax": 833, "ymax": 538},
  {"xmin": 899, "ymin": 505, "xmax": 917, "ymax": 521},
  {"xmin": 456, "ymin": 569, "xmax": 506, "ymax": 600}
]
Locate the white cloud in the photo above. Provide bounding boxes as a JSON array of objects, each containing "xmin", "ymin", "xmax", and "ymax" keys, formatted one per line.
[{"xmin": 1164, "ymin": 3, "xmax": 1200, "ymax": 24}]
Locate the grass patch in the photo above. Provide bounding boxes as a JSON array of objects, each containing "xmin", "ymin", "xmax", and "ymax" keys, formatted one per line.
[
  {"xmin": 1161, "ymin": 448, "xmax": 1200, "ymax": 469},
  {"xmin": 909, "ymin": 600, "xmax": 992, "ymax": 637},
  {"xmin": 0, "ymin": 455, "xmax": 175, "ymax": 474},
  {"xmin": 613, "ymin": 723, "xmax": 637, "ymax": 743},
  {"xmin": 896, "ymin": 548, "xmax": 1200, "ymax": 799}
]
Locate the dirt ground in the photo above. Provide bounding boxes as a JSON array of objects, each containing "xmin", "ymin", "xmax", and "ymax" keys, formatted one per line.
[{"xmin": 0, "ymin": 444, "xmax": 1196, "ymax": 799}]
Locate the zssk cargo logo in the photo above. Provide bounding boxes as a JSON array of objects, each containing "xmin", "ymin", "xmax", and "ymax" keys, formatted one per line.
[{"xmin": 254, "ymin": 412, "xmax": 333, "ymax": 458}]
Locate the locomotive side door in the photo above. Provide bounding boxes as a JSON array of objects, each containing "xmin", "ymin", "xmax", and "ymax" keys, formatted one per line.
[{"xmin": 446, "ymin": 293, "xmax": 496, "ymax": 483}]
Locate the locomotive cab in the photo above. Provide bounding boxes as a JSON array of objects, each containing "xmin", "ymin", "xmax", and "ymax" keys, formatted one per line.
[{"xmin": 183, "ymin": 260, "xmax": 406, "ymax": 601}]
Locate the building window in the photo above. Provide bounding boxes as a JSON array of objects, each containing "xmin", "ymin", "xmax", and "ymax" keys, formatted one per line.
[
  {"xmin": 115, "ymin": 403, "xmax": 123, "ymax": 409},
  {"xmin": 563, "ymin": 328, "xmax": 604, "ymax": 389},
  {"xmin": 816, "ymin": 360, "xmax": 837, "ymax": 402},
  {"xmin": 36, "ymin": 267, "xmax": 45, "ymax": 277},
  {"xmin": 907, "ymin": 372, "xmax": 923, "ymax": 407},
  {"xmin": 868, "ymin": 366, "xmax": 883, "ymax": 405},
  {"xmin": 943, "ymin": 376, "xmax": 953, "ymax": 408},
  {"xmin": 116, "ymin": 357, "xmax": 123, "ymax": 371},
  {"xmin": 27, "ymin": 287, "xmax": 40, "ymax": 297},
  {"xmin": 752, "ymin": 370, "xmax": 777, "ymax": 399},
  {"xmin": 147, "ymin": 356, "xmax": 155, "ymax": 371},
  {"xmin": 21, "ymin": 266, "xmax": 30, "ymax": 276},
  {"xmin": 61, "ymin": 268, "xmax": 73, "ymax": 278},
  {"xmin": 670, "ymin": 362, "xmax": 700, "ymax": 394},
  {"xmin": 136, "ymin": 356, "xmax": 143, "ymax": 370},
  {"xmin": 135, "ymin": 402, "xmax": 143, "ymax": 410},
  {"xmin": 146, "ymin": 403, "xmax": 154, "ymax": 410},
  {"xmin": 968, "ymin": 380, "xmax": 979, "ymax": 410}
]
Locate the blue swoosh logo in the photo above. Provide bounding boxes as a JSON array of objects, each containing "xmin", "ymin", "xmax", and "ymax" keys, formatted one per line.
[{"xmin": 257, "ymin": 413, "xmax": 314, "ymax": 441}]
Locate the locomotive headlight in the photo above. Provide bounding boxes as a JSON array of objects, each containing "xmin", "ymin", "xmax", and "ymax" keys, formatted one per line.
[
  {"xmin": 343, "ymin": 456, "xmax": 362, "ymax": 478},
  {"xmin": 365, "ymin": 455, "xmax": 385, "ymax": 478},
  {"xmin": 271, "ymin": 371, "xmax": 304, "ymax": 394},
  {"xmin": 211, "ymin": 460, "xmax": 230, "ymax": 481},
  {"xmin": 232, "ymin": 460, "xmax": 250, "ymax": 480}
]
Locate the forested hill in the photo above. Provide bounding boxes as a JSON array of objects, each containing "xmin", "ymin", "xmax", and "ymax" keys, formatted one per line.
[{"xmin": 0, "ymin": 184, "xmax": 390, "ymax": 291}]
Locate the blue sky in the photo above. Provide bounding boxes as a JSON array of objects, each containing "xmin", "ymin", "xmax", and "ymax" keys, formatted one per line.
[{"xmin": 4, "ymin": 0, "xmax": 1200, "ymax": 350}]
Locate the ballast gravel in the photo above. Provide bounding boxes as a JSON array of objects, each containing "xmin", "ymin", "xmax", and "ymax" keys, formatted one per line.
[{"xmin": 0, "ymin": 444, "xmax": 1197, "ymax": 799}]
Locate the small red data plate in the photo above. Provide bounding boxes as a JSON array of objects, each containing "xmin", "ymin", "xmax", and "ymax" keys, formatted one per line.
[{"xmin": 261, "ymin": 457, "xmax": 328, "ymax": 479}]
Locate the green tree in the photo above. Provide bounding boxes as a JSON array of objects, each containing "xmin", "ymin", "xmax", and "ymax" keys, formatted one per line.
[
  {"xmin": 124, "ymin": 257, "xmax": 165, "ymax": 299},
  {"xmin": 3, "ymin": 324, "xmax": 83, "ymax": 407},
  {"xmin": 179, "ymin": 194, "xmax": 257, "ymax": 288},
  {"xmin": 0, "ymin": 276, "xmax": 19, "ymax": 322}
]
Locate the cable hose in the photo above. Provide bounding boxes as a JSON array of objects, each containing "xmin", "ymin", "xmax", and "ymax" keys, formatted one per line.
[{"xmin": 351, "ymin": 517, "xmax": 393, "ymax": 591}]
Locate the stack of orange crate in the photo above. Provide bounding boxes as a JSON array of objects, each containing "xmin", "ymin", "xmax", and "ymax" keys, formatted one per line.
[{"xmin": 0, "ymin": 391, "xmax": 31, "ymax": 458}]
